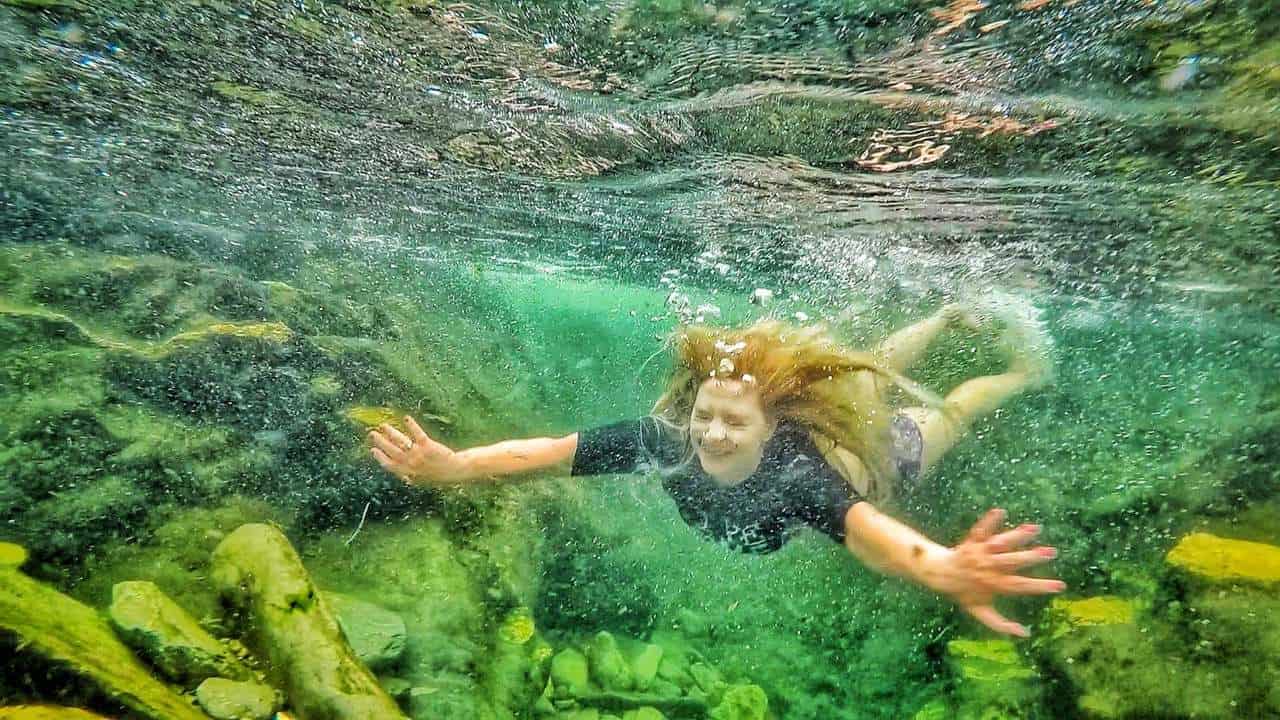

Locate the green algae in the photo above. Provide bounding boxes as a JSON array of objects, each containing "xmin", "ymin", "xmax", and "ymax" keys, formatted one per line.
[{"xmin": 0, "ymin": 566, "xmax": 211, "ymax": 720}]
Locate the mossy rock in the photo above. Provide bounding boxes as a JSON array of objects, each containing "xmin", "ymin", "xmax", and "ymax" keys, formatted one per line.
[
  {"xmin": 0, "ymin": 543, "xmax": 28, "ymax": 569},
  {"xmin": 946, "ymin": 639, "xmax": 1037, "ymax": 719},
  {"xmin": 709, "ymin": 684, "xmax": 767, "ymax": 720},
  {"xmin": 0, "ymin": 567, "xmax": 212, "ymax": 720},
  {"xmin": 551, "ymin": 648, "xmax": 591, "ymax": 697},
  {"xmin": 0, "ymin": 708, "xmax": 113, "ymax": 720},
  {"xmin": 1045, "ymin": 596, "xmax": 1137, "ymax": 640},
  {"xmin": 108, "ymin": 580, "xmax": 253, "ymax": 686},
  {"xmin": 588, "ymin": 632, "xmax": 635, "ymax": 692},
  {"xmin": 1166, "ymin": 532, "xmax": 1280, "ymax": 586}
]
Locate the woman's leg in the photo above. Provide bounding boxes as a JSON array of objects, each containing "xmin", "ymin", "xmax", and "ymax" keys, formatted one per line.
[
  {"xmin": 873, "ymin": 309, "xmax": 951, "ymax": 374},
  {"xmin": 897, "ymin": 305, "xmax": 1053, "ymax": 478},
  {"xmin": 898, "ymin": 368, "xmax": 1041, "ymax": 477}
]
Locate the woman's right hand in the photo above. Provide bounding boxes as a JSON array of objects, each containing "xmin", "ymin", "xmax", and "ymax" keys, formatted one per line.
[{"xmin": 369, "ymin": 416, "xmax": 471, "ymax": 486}]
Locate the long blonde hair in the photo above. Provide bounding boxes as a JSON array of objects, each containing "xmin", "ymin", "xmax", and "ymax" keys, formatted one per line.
[{"xmin": 651, "ymin": 319, "xmax": 941, "ymax": 492}]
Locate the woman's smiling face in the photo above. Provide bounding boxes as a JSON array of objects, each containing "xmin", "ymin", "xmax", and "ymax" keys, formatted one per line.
[{"xmin": 690, "ymin": 378, "xmax": 776, "ymax": 486}]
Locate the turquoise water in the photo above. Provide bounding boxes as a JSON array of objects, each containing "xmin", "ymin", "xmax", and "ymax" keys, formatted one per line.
[{"xmin": 1, "ymin": 0, "xmax": 1278, "ymax": 718}]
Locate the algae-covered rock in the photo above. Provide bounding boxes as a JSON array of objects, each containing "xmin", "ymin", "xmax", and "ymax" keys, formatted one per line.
[
  {"xmin": 0, "ymin": 567, "xmax": 211, "ymax": 720},
  {"xmin": 1048, "ymin": 596, "xmax": 1136, "ymax": 628},
  {"xmin": 551, "ymin": 648, "xmax": 591, "ymax": 697},
  {"xmin": 630, "ymin": 644, "xmax": 663, "ymax": 692},
  {"xmin": 497, "ymin": 606, "xmax": 536, "ymax": 645},
  {"xmin": 687, "ymin": 663, "xmax": 726, "ymax": 704},
  {"xmin": 588, "ymin": 632, "xmax": 634, "ymax": 692},
  {"xmin": 0, "ymin": 708, "xmax": 114, "ymax": 720},
  {"xmin": 326, "ymin": 592, "xmax": 407, "ymax": 673},
  {"xmin": 0, "ymin": 543, "xmax": 28, "ymax": 569},
  {"xmin": 108, "ymin": 580, "xmax": 253, "ymax": 686},
  {"xmin": 1044, "ymin": 596, "xmax": 1138, "ymax": 641},
  {"xmin": 1166, "ymin": 532, "xmax": 1280, "ymax": 586},
  {"xmin": 709, "ymin": 684, "xmax": 767, "ymax": 720},
  {"xmin": 945, "ymin": 638, "xmax": 1037, "ymax": 719},
  {"xmin": 211, "ymin": 523, "xmax": 406, "ymax": 720},
  {"xmin": 194, "ymin": 678, "xmax": 278, "ymax": 720}
]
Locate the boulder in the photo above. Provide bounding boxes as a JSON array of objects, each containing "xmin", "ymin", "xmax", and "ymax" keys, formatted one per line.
[
  {"xmin": 1165, "ymin": 532, "xmax": 1280, "ymax": 587},
  {"xmin": 0, "ymin": 708, "xmax": 114, "ymax": 720},
  {"xmin": 630, "ymin": 645, "xmax": 663, "ymax": 692},
  {"xmin": 709, "ymin": 685, "xmax": 767, "ymax": 720},
  {"xmin": 108, "ymin": 580, "xmax": 254, "ymax": 686},
  {"xmin": 325, "ymin": 593, "xmax": 407, "ymax": 672},
  {"xmin": 194, "ymin": 678, "xmax": 278, "ymax": 720},
  {"xmin": 211, "ymin": 523, "xmax": 406, "ymax": 719},
  {"xmin": 0, "ymin": 566, "xmax": 211, "ymax": 720},
  {"xmin": 550, "ymin": 648, "xmax": 590, "ymax": 697},
  {"xmin": 0, "ymin": 543, "xmax": 27, "ymax": 569},
  {"xmin": 588, "ymin": 632, "xmax": 634, "ymax": 692},
  {"xmin": 945, "ymin": 638, "xmax": 1038, "ymax": 719}
]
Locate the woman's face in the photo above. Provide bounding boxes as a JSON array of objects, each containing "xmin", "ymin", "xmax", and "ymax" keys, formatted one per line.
[{"xmin": 690, "ymin": 378, "xmax": 776, "ymax": 486}]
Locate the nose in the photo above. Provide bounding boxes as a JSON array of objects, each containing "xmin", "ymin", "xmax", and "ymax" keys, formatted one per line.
[{"xmin": 705, "ymin": 419, "xmax": 727, "ymax": 442}]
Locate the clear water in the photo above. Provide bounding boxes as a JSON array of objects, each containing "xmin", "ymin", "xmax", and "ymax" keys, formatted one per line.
[{"xmin": 1, "ymin": 0, "xmax": 1277, "ymax": 719}]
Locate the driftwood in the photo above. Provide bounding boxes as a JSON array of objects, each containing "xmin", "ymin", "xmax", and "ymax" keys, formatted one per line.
[{"xmin": 210, "ymin": 524, "xmax": 406, "ymax": 720}]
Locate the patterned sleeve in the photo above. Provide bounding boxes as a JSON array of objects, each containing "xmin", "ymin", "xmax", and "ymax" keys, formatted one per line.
[
  {"xmin": 802, "ymin": 471, "xmax": 866, "ymax": 544},
  {"xmin": 570, "ymin": 418, "xmax": 650, "ymax": 476}
]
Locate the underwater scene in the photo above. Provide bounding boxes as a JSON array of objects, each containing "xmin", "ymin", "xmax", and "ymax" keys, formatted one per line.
[{"xmin": 1, "ymin": 0, "xmax": 1278, "ymax": 718}]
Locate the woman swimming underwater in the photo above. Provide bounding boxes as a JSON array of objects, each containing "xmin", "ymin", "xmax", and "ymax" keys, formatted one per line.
[{"xmin": 369, "ymin": 304, "xmax": 1063, "ymax": 637}]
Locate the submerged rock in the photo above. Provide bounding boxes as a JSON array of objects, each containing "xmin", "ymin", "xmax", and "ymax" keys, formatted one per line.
[
  {"xmin": 0, "ymin": 708, "xmax": 114, "ymax": 720},
  {"xmin": 945, "ymin": 638, "xmax": 1038, "ymax": 719},
  {"xmin": 211, "ymin": 523, "xmax": 406, "ymax": 720},
  {"xmin": 1165, "ymin": 532, "xmax": 1280, "ymax": 586},
  {"xmin": 588, "ymin": 632, "xmax": 634, "ymax": 692},
  {"xmin": 194, "ymin": 678, "xmax": 278, "ymax": 720},
  {"xmin": 630, "ymin": 644, "xmax": 663, "ymax": 692},
  {"xmin": 0, "ymin": 567, "xmax": 211, "ymax": 720},
  {"xmin": 326, "ymin": 592, "xmax": 408, "ymax": 673},
  {"xmin": 108, "ymin": 580, "xmax": 254, "ymax": 686},
  {"xmin": 709, "ymin": 684, "xmax": 767, "ymax": 720},
  {"xmin": 0, "ymin": 543, "xmax": 28, "ymax": 569},
  {"xmin": 551, "ymin": 648, "xmax": 591, "ymax": 697}
]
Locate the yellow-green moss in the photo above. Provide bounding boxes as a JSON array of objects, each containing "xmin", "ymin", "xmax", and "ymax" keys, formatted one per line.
[
  {"xmin": 211, "ymin": 81, "xmax": 285, "ymax": 107},
  {"xmin": 1050, "ymin": 596, "xmax": 1136, "ymax": 627},
  {"xmin": 0, "ymin": 707, "xmax": 114, "ymax": 720},
  {"xmin": 946, "ymin": 639, "xmax": 1036, "ymax": 682},
  {"xmin": 164, "ymin": 321, "xmax": 292, "ymax": 347},
  {"xmin": 0, "ymin": 542, "xmax": 28, "ymax": 568},
  {"xmin": 1166, "ymin": 532, "xmax": 1280, "ymax": 585},
  {"xmin": 0, "ymin": 568, "xmax": 211, "ymax": 720},
  {"xmin": 344, "ymin": 405, "xmax": 451, "ymax": 430},
  {"xmin": 499, "ymin": 606, "xmax": 536, "ymax": 645}
]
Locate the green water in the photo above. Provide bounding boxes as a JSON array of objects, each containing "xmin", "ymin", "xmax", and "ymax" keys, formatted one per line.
[{"xmin": 1, "ymin": 0, "xmax": 1278, "ymax": 718}]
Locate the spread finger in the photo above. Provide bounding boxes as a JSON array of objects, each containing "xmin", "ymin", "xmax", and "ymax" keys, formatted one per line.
[
  {"xmin": 987, "ymin": 523, "xmax": 1040, "ymax": 552},
  {"xmin": 369, "ymin": 431, "xmax": 405, "ymax": 460},
  {"xmin": 965, "ymin": 508, "xmax": 1005, "ymax": 544},
  {"xmin": 967, "ymin": 604, "xmax": 1028, "ymax": 638},
  {"xmin": 990, "ymin": 546, "xmax": 1057, "ymax": 572},
  {"xmin": 997, "ymin": 575, "xmax": 1067, "ymax": 596},
  {"xmin": 380, "ymin": 423, "xmax": 413, "ymax": 450}
]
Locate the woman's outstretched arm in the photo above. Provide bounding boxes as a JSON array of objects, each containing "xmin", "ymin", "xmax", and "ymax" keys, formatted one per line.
[
  {"xmin": 369, "ymin": 415, "xmax": 578, "ymax": 486},
  {"xmin": 843, "ymin": 502, "xmax": 1064, "ymax": 637}
]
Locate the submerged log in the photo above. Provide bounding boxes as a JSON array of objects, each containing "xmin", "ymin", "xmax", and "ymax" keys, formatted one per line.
[
  {"xmin": 0, "ymin": 567, "xmax": 211, "ymax": 720},
  {"xmin": 210, "ymin": 524, "xmax": 406, "ymax": 720}
]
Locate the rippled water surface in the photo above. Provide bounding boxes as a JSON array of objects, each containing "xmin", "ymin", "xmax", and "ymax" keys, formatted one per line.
[{"xmin": 1, "ymin": 0, "xmax": 1278, "ymax": 718}]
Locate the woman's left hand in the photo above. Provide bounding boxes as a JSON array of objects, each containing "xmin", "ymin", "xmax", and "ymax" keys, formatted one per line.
[{"xmin": 924, "ymin": 508, "xmax": 1065, "ymax": 637}]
